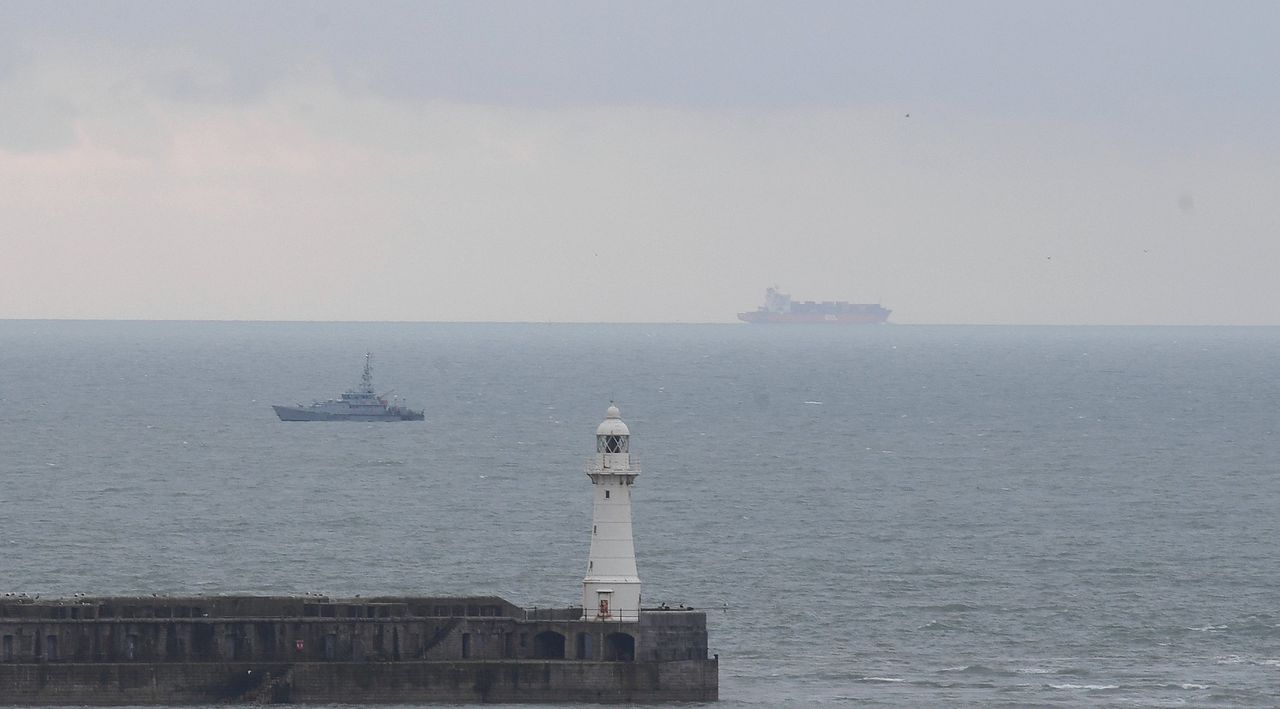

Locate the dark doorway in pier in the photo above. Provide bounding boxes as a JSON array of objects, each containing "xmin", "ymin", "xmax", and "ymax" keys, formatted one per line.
[
  {"xmin": 192, "ymin": 624, "xmax": 215, "ymax": 660},
  {"xmin": 574, "ymin": 632, "xmax": 592, "ymax": 660},
  {"xmin": 255, "ymin": 623, "xmax": 276, "ymax": 660},
  {"xmin": 224, "ymin": 634, "xmax": 240, "ymax": 661},
  {"xmin": 604, "ymin": 632, "xmax": 635, "ymax": 662},
  {"xmin": 165, "ymin": 625, "xmax": 181, "ymax": 660},
  {"xmin": 532, "ymin": 631, "xmax": 565, "ymax": 659}
]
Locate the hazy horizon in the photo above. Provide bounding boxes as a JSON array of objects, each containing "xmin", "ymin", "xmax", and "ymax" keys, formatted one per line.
[
  {"xmin": 6, "ymin": 317, "xmax": 1280, "ymax": 328},
  {"xmin": 3, "ymin": 1, "xmax": 1278, "ymax": 325}
]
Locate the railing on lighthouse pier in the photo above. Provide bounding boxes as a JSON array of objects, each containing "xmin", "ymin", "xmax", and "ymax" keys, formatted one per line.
[{"xmin": 585, "ymin": 457, "xmax": 641, "ymax": 473}]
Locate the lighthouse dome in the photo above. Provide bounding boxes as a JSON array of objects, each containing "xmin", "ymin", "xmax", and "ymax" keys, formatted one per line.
[{"xmin": 596, "ymin": 404, "xmax": 630, "ymax": 436}]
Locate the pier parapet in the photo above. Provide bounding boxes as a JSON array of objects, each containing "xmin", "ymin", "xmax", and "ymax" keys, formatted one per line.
[{"xmin": 0, "ymin": 594, "xmax": 716, "ymax": 703}]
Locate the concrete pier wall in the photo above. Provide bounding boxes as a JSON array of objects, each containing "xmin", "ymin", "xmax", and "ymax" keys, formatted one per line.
[
  {"xmin": 0, "ymin": 659, "xmax": 719, "ymax": 704},
  {"xmin": 0, "ymin": 596, "xmax": 717, "ymax": 703}
]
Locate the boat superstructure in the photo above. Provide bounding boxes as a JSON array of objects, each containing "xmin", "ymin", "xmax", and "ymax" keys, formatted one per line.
[{"xmin": 738, "ymin": 287, "xmax": 890, "ymax": 324}]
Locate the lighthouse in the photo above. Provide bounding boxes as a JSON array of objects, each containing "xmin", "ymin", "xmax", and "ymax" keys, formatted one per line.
[{"xmin": 582, "ymin": 404, "xmax": 641, "ymax": 621}]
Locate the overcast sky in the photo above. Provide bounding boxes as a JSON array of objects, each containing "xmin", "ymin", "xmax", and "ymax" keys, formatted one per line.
[{"xmin": 2, "ymin": 1, "xmax": 1278, "ymax": 324}]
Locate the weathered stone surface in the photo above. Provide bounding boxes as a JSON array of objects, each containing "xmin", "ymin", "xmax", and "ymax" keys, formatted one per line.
[{"xmin": 0, "ymin": 596, "xmax": 717, "ymax": 704}]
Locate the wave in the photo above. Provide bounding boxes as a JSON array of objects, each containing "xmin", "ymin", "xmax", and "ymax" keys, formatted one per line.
[
  {"xmin": 938, "ymin": 665, "xmax": 1059, "ymax": 678},
  {"xmin": 918, "ymin": 602, "xmax": 982, "ymax": 612},
  {"xmin": 1215, "ymin": 654, "xmax": 1279, "ymax": 668},
  {"xmin": 940, "ymin": 664, "xmax": 1001, "ymax": 674},
  {"xmin": 917, "ymin": 619, "xmax": 959, "ymax": 631}
]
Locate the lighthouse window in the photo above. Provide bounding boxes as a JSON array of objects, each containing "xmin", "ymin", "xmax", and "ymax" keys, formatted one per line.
[
  {"xmin": 605, "ymin": 490, "xmax": 610, "ymax": 499},
  {"xmin": 599, "ymin": 435, "xmax": 627, "ymax": 453}
]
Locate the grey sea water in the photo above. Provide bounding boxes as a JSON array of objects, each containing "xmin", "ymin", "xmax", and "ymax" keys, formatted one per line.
[{"xmin": 1, "ymin": 321, "xmax": 1278, "ymax": 707}]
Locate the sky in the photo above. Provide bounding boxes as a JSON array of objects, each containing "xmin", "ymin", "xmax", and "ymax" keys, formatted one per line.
[{"xmin": 2, "ymin": 0, "xmax": 1278, "ymax": 324}]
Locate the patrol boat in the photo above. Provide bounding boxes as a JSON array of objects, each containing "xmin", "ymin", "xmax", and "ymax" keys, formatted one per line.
[{"xmin": 273, "ymin": 354, "xmax": 425, "ymax": 421}]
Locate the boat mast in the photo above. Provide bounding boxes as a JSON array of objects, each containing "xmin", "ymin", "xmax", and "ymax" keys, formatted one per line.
[{"xmin": 361, "ymin": 353, "xmax": 375, "ymax": 393}]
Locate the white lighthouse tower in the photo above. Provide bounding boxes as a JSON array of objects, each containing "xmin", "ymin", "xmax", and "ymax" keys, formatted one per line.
[{"xmin": 582, "ymin": 404, "xmax": 641, "ymax": 621}]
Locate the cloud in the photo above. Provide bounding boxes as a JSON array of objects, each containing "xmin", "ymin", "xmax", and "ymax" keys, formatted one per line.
[{"xmin": 1, "ymin": 42, "xmax": 1278, "ymax": 324}]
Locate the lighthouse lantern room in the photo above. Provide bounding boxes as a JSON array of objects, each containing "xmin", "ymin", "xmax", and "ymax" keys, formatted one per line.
[{"xmin": 582, "ymin": 404, "xmax": 641, "ymax": 621}]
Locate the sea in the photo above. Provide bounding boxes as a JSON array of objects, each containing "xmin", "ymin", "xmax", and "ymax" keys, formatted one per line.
[{"xmin": 1, "ymin": 321, "xmax": 1278, "ymax": 707}]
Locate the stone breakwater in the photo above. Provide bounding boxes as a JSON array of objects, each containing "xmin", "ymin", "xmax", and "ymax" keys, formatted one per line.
[{"xmin": 0, "ymin": 595, "xmax": 717, "ymax": 704}]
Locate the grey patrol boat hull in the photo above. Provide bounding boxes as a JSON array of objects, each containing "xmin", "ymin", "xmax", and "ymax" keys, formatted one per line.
[{"xmin": 272, "ymin": 405, "xmax": 422, "ymax": 422}]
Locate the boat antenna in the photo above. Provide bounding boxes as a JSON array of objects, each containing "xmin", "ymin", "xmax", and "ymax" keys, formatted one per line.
[{"xmin": 361, "ymin": 353, "xmax": 375, "ymax": 393}]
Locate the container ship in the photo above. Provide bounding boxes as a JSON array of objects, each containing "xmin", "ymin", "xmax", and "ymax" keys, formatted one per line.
[{"xmin": 738, "ymin": 287, "xmax": 890, "ymax": 324}]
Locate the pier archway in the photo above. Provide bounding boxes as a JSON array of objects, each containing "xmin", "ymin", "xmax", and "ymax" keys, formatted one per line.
[
  {"xmin": 604, "ymin": 632, "xmax": 635, "ymax": 662},
  {"xmin": 575, "ymin": 632, "xmax": 593, "ymax": 660},
  {"xmin": 532, "ymin": 631, "xmax": 565, "ymax": 659}
]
